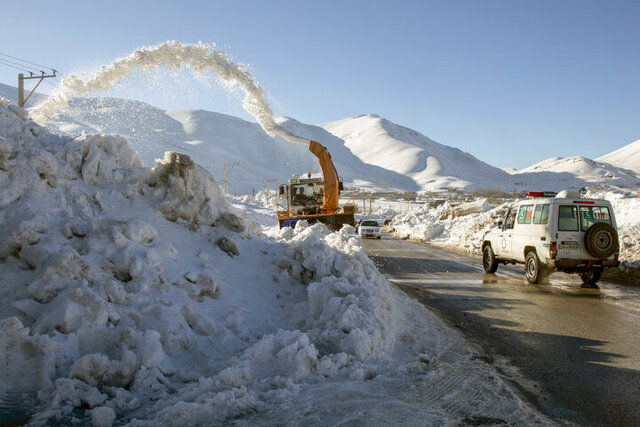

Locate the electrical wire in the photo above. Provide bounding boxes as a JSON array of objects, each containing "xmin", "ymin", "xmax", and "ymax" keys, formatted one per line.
[
  {"xmin": 43, "ymin": 78, "xmax": 60, "ymax": 90},
  {"xmin": 0, "ymin": 58, "xmax": 43, "ymax": 74},
  {"xmin": 0, "ymin": 51, "xmax": 54, "ymax": 72},
  {"xmin": 0, "ymin": 58, "xmax": 30, "ymax": 72}
]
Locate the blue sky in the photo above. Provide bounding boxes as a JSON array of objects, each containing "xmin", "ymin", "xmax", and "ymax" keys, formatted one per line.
[{"xmin": 1, "ymin": 0, "xmax": 638, "ymax": 169}]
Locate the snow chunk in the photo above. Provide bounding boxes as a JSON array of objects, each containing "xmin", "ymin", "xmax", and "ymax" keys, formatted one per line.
[
  {"xmin": 147, "ymin": 151, "xmax": 245, "ymax": 231},
  {"xmin": 91, "ymin": 406, "xmax": 116, "ymax": 427}
]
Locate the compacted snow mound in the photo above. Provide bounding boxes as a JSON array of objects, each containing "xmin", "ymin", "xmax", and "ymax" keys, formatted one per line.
[
  {"xmin": 0, "ymin": 103, "xmax": 399, "ymax": 425},
  {"xmin": 392, "ymin": 190, "xmax": 640, "ymax": 268}
]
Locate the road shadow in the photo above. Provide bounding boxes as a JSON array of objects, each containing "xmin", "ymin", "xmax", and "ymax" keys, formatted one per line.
[
  {"xmin": 369, "ymin": 255, "xmax": 480, "ymax": 275},
  {"xmin": 396, "ymin": 282, "xmax": 640, "ymax": 426}
]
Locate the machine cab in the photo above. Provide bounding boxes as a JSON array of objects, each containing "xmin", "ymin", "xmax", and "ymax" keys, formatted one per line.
[{"xmin": 280, "ymin": 177, "xmax": 324, "ymax": 216}]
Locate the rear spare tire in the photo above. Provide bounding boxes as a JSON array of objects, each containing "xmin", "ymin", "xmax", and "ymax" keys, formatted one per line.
[{"xmin": 584, "ymin": 223, "xmax": 617, "ymax": 259}]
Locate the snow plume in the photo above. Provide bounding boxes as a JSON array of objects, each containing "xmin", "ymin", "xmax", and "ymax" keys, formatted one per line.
[{"xmin": 30, "ymin": 41, "xmax": 309, "ymax": 145}]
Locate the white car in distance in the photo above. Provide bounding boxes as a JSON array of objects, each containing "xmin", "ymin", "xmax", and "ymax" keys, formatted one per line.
[{"xmin": 358, "ymin": 220, "xmax": 382, "ymax": 239}]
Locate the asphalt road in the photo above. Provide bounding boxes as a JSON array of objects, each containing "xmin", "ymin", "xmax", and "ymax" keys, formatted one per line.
[{"xmin": 364, "ymin": 233, "xmax": 640, "ymax": 426}]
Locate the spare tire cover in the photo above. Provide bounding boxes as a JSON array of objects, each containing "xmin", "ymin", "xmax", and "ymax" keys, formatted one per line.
[{"xmin": 584, "ymin": 222, "xmax": 618, "ymax": 259}]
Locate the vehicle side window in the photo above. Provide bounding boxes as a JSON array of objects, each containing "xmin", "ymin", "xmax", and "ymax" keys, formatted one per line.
[
  {"xmin": 580, "ymin": 206, "xmax": 611, "ymax": 230},
  {"xmin": 517, "ymin": 205, "xmax": 534, "ymax": 224},
  {"xmin": 503, "ymin": 209, "xmax": 516, "ymax": 230},
  {"xmin": 558, "ymin": 206, "xmax": 579, "ymax": 231},
  {"xmin": 533, "ymin": 204, "xmax": 549, "ymax": 224}
]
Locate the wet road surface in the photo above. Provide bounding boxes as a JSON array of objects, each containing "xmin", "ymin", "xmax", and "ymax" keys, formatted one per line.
[{"xmin": 364, "ymin": 234, "xmax": 640, "ymax": 426}]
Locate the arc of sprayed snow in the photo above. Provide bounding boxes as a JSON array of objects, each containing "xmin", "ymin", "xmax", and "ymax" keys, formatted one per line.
[{"xmin": 30, "ymin": 41, "xmax": 309, "ymax": 145}]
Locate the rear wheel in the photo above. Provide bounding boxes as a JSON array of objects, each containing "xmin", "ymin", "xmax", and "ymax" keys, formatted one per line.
[
  {"xmin": 483, "ymin": 245, "xmax": 498, "ymax": 273},
  {"xmin": 579, "ymin": 269, "xmax": 602, "ymax": 286},
  {"xmin": 525, "ymin": 251, "xmax": 542, "ymax": 284}
]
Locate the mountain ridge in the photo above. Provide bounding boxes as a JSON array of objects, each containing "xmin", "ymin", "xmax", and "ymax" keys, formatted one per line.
[{"xmin": 1, "ymin": 82, "xmax": 637, "ymax": 193}]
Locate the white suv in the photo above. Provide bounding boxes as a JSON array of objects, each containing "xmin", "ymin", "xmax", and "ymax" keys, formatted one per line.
[
  {"xmin": 358, "ymin": 220, "xmax": 382, "ymax": 239},
  {"xmin": 482, "ymin": 191, "xmax": 620, "ymax": 285}
]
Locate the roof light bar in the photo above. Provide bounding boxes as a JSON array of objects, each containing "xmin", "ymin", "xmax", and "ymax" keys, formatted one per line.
[{"xmin": 525, "ymin": 191, "xmax": 557, "ymax": 198}]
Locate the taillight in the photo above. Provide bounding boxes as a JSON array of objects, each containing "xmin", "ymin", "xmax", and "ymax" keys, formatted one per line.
[
  {"xmin": 614, "ymin": 244, "xmax": 620, "ymax": 260},
  {"xmin": 549, "ymin": 242, "xmax": 557, "ymax": 259}
]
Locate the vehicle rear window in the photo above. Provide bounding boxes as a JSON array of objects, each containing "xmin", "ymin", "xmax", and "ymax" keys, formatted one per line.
[
  {"xmin": 533, "ymin": 204, "xmax": 549, "ymax": 224},
  {"xmin": 558, "ymin": 206, "xmax": 579, "ymax": 231},
  {"xmin": 517, "ymin": 205, "xmax": 534, "ymax": 224},
  {"xmin": 360, "ymin": 220, "xmax": 379, "ymax": 226},
  {"xmin": 580, "ymin": 206, "xmax": 611, "ymax": 230}
]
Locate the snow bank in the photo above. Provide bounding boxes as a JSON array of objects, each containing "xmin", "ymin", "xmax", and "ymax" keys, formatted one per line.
[
  {"xmin": 392, "ymin": 189, "xmax": 640, "ymax": 267},
  {"xmin": 0, "ymin": 104, "xmax": 400, "ymax": 425},
  {"xmin": 392, "ymin": 200, "xmax": 504, "ymax": 253}
]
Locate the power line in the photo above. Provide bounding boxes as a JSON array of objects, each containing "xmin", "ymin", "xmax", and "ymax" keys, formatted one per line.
[
  {"xmin": 0, "ymin": 51, "xmax": 54, "ymax": 71},
  {"xmin": 0, "ymin": 57, "xmax": 42, "ymax": 74},
  {"xmin": 43, "ymin": 78, "xmax": 60, "ymax": 90},
  {"xmin": 0, "ymin": 59, "xmax": 28, "ymax": 72}
]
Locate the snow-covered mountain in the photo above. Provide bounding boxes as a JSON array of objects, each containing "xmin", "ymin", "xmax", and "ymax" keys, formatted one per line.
[
  {"xmin": 510, "ymin": 155, "xmax": 639, "ymax": 189},
  {"xmin": 0, "ymin": 82, "xmax": 47, "ymax": 106},
  {"xmin": 596, "ymin": 139, "xmax": 640, "ymax": 174},
  {"xmin": 319, "ymin": 114, "xmax": 513, "ymax": 191},
  {"xmin": 3, "ymin": 83, "xmax": 637, "ymax": 193}
]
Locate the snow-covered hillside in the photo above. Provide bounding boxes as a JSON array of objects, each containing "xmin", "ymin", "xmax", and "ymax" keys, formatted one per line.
[
  {"xmin": 597, "ymin": 139, "xmax": 640, "ymax": 174},
  {"xmin": 43, "ymin": 95, "xmax": 639, "ymax": 194},
  {"xmin": 4, "ymin": 80, "xmax": 638, "ymax": 194},
  {"xmin": 320, "ymin": 114, "xmax": 514, "ymax": 191},
  {"xmin": 0, "ymin": 82, "xmax": 48, "ymax": 106},
  {"xmin": 0, "ymin": 103, "xmax": 552, "ymax": 425},
  {"xmin": 511, "ymin": 156, "xmax": 640, "ymax": 189}
]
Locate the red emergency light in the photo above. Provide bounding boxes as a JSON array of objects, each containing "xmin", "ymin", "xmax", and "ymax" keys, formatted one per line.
[{"xmin": 525, "ymin": 191, "xmax": 557, "ymax": 198}]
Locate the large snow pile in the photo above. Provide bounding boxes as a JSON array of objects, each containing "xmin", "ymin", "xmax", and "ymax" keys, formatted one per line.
[
  {"xmin": 391, "ymin": 190, "xmax": 640, "ymax": 268},
  {"xmin": 0, "ymin": 104, "xmax": 550, "ymax": 425},
  {"xmin": 391, "ymin": 199, "xmax": 501, "ymax": 253}
]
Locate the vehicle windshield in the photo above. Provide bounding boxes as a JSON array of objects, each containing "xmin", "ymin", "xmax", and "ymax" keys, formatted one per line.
[
  {"xmin": 291, "ymin": 184, "xmax": 321, "ymax": 206},
  {"xmin": 360, "ymin": 220, "xmax": 379, "ymax": 227}
]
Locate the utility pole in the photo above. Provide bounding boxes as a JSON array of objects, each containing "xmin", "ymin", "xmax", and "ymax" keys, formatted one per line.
[
  {"xmin": 223, "ymin": 161, "xmax": 239, "ymax": 195},
  {"xmin": 265, "ymin": 178, "xmax": 277, "ymax": 196},
  {"xmin": 18, "ymin": 70, "xmax": 57, "ymax": 107}
]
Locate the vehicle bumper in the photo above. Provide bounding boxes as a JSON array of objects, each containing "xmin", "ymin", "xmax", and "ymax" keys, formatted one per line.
[
  {"xmin": 361, "ymin": 233, "xmax": 381, "ymax": 239},
  {"xmin": 546, "ymin": 258, "xmax": 620, "ymax": 271}
]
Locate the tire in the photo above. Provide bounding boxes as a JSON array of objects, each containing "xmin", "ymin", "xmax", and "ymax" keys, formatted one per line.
[
  {"xmin": 377, "ymin": 236, "xmax": 381, "ymax": 239},
  {"xmin": 579, "ymin": 269, "xmax": 602, "ymax": 286},
  {"xmin": 525, "ymin": 251, "xmax": 542, "ymax": 284},
  {"xmin": 584, "ymin": 223, "xmax": 618, "ymax": 259},
  {"xmin": 483, "ymin": 245, "xmax": 498, "ymax": 273}
]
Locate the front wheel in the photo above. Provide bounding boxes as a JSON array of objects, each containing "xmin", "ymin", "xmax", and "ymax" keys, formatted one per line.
[
  {"xmin": 525, "ymin": 251, "xmax": 543, "ymax": 284},
  {"xmin": 483, "ymin": 245, "xmax": 498, "ymax": 273},
  {"xmin": 579, "ymin": 269, "xmax": 602, "ymax": 286}
]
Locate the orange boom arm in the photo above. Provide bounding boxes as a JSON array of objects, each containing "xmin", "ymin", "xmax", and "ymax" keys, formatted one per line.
[{"xmin": 309, "ymin": 140, "xmax": 339, "ymax": 213}]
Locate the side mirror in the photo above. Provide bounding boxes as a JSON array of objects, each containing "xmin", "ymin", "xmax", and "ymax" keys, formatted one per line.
[
  {"xmin": 279, "ymin": 185, "xmax": 286, "ymax": 196},
  {"xmin": 497, "ymin": 220, "xmax": 503, "ymax": 228}
]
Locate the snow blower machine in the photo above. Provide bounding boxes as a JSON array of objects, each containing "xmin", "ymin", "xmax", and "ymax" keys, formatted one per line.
[{"xmin": 277, "ymin": 140, "xmax": 355, "ymax": 230}]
